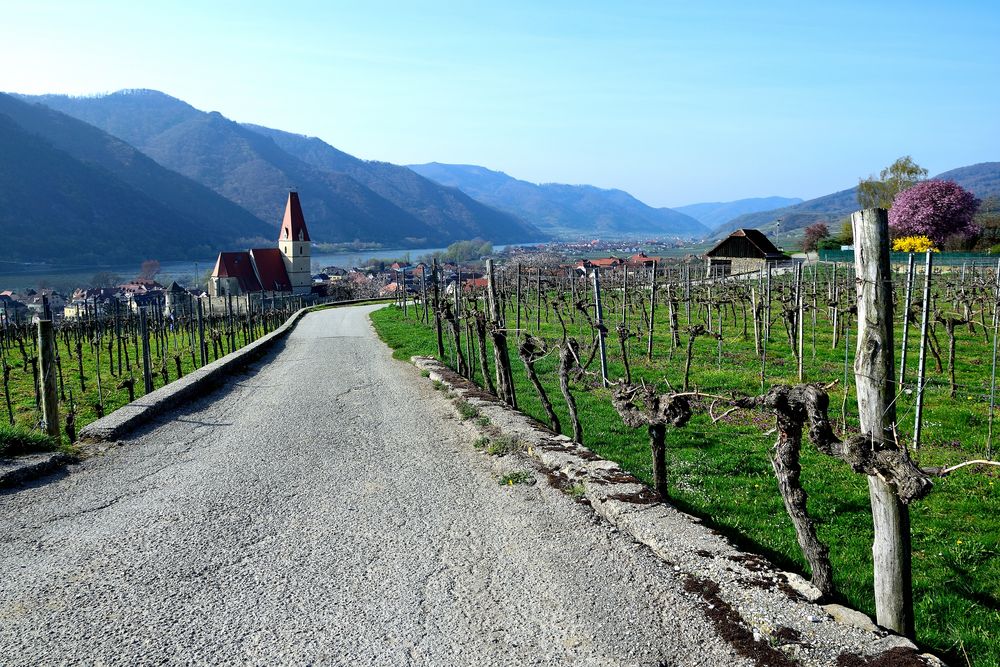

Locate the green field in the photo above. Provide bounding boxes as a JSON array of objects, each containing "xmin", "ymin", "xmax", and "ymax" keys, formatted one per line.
[
  {"xmin": 371, "ymin": 267, "xmax": 999, "ymax": 666},
  {"xmin": 0, "ymin": 308, "xmax": 288, "ymax": 451}
]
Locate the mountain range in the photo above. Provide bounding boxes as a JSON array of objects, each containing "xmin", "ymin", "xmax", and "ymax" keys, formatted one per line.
[
  {"xmin": 24, "ymin": 90, "xmax": 542, "ymax": 248},
  {"xmin": 0, "ymin": 93, "xmax": 273, "ymax": 263},
  {"xmin": 3, "ymin": 87, "xmax": 998, "ymax": 265},
  {"xmin": 714, "ymin": 162, "xmax": 1000, "ymax": 239},
  {"xmin": 408, "ymin": 163, "xmax": 709, "ymax": 239},
  {"xmin": 672, "ymin": 197, "xmax": 802, "ymax": 230}
]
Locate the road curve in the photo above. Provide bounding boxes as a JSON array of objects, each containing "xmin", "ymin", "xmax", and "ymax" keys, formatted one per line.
[{"xmin": 0, "ymin": 305, "xmax": 748, "ymax": 666}]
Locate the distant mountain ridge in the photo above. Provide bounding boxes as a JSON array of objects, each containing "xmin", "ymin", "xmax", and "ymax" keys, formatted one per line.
[
  {"xmin": 408, "ymin": 162, "xmax": 708, "ymax": 239},
  {"xmin": 715, "ymin": 162, "xmax": 1000, "ymax": 239},
  {"xmin": 22, "ymin": 90, "xmax": 543, "ymax": 247},
  {"xmin": 672, "ymin": 197, "xmax": 802, "ymax": 230},
  {"xmin": 0, "ymin": 93, "xmax": 274, "ymax": 264}
]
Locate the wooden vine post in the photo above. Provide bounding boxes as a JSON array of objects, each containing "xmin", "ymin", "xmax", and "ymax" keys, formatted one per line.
[
  {"xmin": 432, "ymin": 258, "xmax": 445, "ymax": 359},
  {"xmin": 851, "ymin": 207, "xmax": 914, "ymax": 637},
  {"xmin": 486, "ymin": 259, "xmax": 517, "ymax": 408},
  {"xmin": 592, "ymin": 269, "xmax": 610, "ymax": 387},
  {"xmin": 37, "ymin": 318, "xmax": 61, "ymax": 439}
]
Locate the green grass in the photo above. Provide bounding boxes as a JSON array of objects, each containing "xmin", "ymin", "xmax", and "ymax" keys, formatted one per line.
[
  {"xmin": 486, "ymin": 433, "xmax": 522, "ymax": 457},
  {"xmin": 499, "ymin": 470, "xmax": 535, "ymax": 486},
  {"xmin": 0, "ymin": 423, "xmax": 58, "ymax": 457},
  {"xmin": 371, "ymin": 298, "xmax": 1000, "ymax": 667},
  {"xmin": 454, "ymin": 398, "xmax": 480, "ymax": 420},
  {"xmin": 0, "ymin": 313, "xmax": 281, "ymax": 448}
]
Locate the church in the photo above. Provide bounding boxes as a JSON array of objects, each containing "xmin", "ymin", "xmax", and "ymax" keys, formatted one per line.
[{"xmin": 208, "ymin": 191, "xmax": 313, "ymax": 297}]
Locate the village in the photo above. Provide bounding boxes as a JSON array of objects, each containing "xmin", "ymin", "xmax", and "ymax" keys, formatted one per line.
[{"xmin": 0, "ymin": 193, "xmax": 795, "ymax": 327}]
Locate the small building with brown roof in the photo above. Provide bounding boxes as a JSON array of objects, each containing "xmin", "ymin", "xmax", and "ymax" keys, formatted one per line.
[{"xmin": 704, "ymin": 229, "xmax": 788, "ymax": 276}]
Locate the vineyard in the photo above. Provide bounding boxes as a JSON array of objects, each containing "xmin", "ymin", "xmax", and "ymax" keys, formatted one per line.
[
  {"xmin": 372, "ymin": 243, "xmax": 999, "ymax": 665},
  {"xmin": 0, "ymin": 295, "xmax": 307, "ymax": 452}
]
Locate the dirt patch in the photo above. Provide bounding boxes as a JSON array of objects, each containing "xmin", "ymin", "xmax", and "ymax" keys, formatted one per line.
[
  {"xmin": 728, "ymin": 552, "xmax": 773, "ymax": 573},
  {"xmin": 603, "ymin": 487, "xmax": 661, "ymax": 505},
  {"xmin": 591, "ymin": 469, "xmax": 642, "ymax": 485},
  {"xmin": 682, "ymin": 574, "xmax": 799, "ymax": 667},
  {"xmin": 835, "ymin": 647, "xmax": 930, "ymax": 667},
  {"xmin": 773, "ymin": 626, "xmax": 808, "ymax": 647}
]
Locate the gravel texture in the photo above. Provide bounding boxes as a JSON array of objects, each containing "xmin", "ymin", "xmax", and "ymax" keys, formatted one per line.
[
  {"xmin": 1, "ymin": 304, "xmax": 764, "ymax": 666},
  {"xmin": 414, "ymin": 358, "xmax": 945, "ymax": 667}
]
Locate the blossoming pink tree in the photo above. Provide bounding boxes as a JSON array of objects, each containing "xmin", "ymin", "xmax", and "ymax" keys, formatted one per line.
[{"xmin": 888, "ymin": 180, "xmax": 980, "ymax": 245}]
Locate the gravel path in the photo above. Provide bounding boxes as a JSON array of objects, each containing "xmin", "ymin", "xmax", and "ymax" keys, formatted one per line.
[{"xmin": 1, "ymin": 305, "xmax": 755, "ymax": 666}]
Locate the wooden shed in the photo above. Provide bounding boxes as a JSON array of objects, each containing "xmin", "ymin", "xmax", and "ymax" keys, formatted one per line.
[{"xmin": 704, "ymin": 229, "xmax": 788, "ymax": 276}]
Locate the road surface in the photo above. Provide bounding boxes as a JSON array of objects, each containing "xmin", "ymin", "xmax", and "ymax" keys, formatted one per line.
[{"xmin": 1, "ymin": 305, "xmax": 750, "ymax": 665}]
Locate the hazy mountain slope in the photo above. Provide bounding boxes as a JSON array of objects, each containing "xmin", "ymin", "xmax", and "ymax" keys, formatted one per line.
[
  {"xmin": 409, "ymin": 162, "xmax": 708, "ymax": 238},
  {"xmin": 26, "ymin": 90, "xmax": 543, "ymax": 245},
  {"xmin": 715, "ymin": 163, "xmax": 1000, "ymax": 239},
  {"xmin": 0, "ymin": 93, "xmax": 273, "ymax": 245},
  {"xmin": 0, "ymin": 94, "xmax": 276, "ymax": 263},
  {"xmin": 933, "ymin": 162, "xmax": 1000, "ymax": 198},
  {"xmin": 0, "ymin": 114, "xmax": 220, "ymax": 263},
  {"xmin": 244, "ymin": 124, "xmax": 542, "ymax": 243},
  {"xmin": 673, "ymin": 196, "xmax": 802, "ymax": 230},
  {"xmin": 27, "ymin": 89, "xmax": 203, "ymax": 149}
]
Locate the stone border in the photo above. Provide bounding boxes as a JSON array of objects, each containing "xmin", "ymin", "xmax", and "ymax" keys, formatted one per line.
[
  {"xmin": 412, "ymin": 355, "xmax": 946, "ymax": 667},
  {"xmin": 78, "ymin": 306, "xmax": 312, "ymax": 442},
  {"xmin": 0, "ymin": 452, "xmax": 77, "ymax": 489},
  {"xmin": 76, "ymin": 297, "xmax": 395, "ymax": 442}
]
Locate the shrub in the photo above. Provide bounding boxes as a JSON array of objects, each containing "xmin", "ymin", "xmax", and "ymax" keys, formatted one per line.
[{"xmin": 892, "ymin": 235, "xmax": 938, "ymax": 253}]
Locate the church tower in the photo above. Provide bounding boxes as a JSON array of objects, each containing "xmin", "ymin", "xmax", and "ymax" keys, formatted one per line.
[{"xmin": 278, "ymin": 191, "xmax": 312, "ymax": 294}]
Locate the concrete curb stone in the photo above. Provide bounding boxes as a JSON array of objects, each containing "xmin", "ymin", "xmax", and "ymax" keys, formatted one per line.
[
  {"xmin": 79, "ymin": 307, "xmax": 311, "ymax": 443},
  {"xmin": 412, "ymin": 355, "xmax": 947, "ymax": 667}
]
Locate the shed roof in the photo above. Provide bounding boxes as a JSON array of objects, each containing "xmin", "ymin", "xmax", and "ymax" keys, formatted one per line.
[{"xmin": 705, "ymin": 229, "xmax": 786, "ymax": 259}]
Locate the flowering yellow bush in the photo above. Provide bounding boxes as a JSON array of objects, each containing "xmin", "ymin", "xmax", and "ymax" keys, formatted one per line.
[{"xmin": 892, "ymin": 235, "xmax": 939, "ymax": 253}]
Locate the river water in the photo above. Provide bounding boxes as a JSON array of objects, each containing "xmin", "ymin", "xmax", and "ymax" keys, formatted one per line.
[{"xmin": 0, "ymin": 245, "xmax": 516, "ymax": 293}]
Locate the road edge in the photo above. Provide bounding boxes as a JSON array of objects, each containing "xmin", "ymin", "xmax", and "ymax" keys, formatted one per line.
[
  {"xmin": 412, "ymin": 355, "xmax": 947, "ymax": 667},
  {"xmin": 78, "ymin": 306, "xmax": 312, "ymax": 442}
]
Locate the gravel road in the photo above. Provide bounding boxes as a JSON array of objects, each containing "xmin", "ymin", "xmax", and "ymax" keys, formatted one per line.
[{"xmin": 1, "ymin": 305, "xmax": 755, "ymax": 666}]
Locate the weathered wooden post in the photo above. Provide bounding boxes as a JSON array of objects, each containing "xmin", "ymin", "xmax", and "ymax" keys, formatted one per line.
[
  {"xmin": 535, "ymin": 268, "xmax": 541, "ymax": 332},
  {"xmin": 797, "ymin": 262, "xmax": 805, "ymax": 382},
  {"xmin": 197, "ymin": 299, "xmax": 208, "ymax": 367},
  {"xmin": 647, "ymin": 261, "xmax": 657, "ymax": 360},
  {"xmin": 592, "ymin": 269, "xmax": 610, "ymax": 387},
  {"xmin": 898, "ymin": 253, "xmax": 916, "ymax": 389},
  {"xmin": 432, "ymin": 258, "xmax": 445, "ymax": 359},
  {"xmin": 37, "ymin": 319, "xmax": 60, "ymax": 439},
  {"xmin": 139, "ymin": 308, "xmax": 154, "ymax": 395},
  {"xmin": 912, "ymin": 251, "xmax": 934, "ymax": 452},
  {"xmin": 486, "ymin": 259, "xmax": 517, "ymax": 408},
  {"xmin": 851, "ymin": 207, "xmax": 914, "ymax": 638}
]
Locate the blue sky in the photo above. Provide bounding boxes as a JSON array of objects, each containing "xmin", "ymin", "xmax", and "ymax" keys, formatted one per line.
[{"xmin": 3, "ymin": 1, "xmax": 999, "ymax": 207}]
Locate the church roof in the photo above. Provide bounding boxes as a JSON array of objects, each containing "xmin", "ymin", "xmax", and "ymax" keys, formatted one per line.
[
  {"xmin": 279, "ymin": 191, "xmax": 311, "ymax": 243},
  {"xmin": 212, "ymin": 251, "xmax": 263, "ymax": 293},
  {"xmin": 250, "ymin": 248, "xmax": 292, "ymax": 292}
]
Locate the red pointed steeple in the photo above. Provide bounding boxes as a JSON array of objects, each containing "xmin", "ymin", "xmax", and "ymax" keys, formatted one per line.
[{"xmin": 279, "ymin": 191, "xmax": 311, "ymax": 242}]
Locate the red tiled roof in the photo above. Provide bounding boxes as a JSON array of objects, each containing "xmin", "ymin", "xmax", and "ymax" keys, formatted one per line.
[
  {"xmin": 463, "ymin": 278, "xmax": 489, "ymax": 289},
  {"xmin": 212, "ymin": 251, "xmax": 262, "ymax": 293},
  {"xmin": 279, "ymin": 191, "xmax": 311, "ymax": 243},
  {"xmin": 250, "ymin": 248, "xmax": 292, "ymax": 292}
]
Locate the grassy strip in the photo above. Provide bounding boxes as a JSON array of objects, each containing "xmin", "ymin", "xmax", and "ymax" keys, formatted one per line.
[
  {"xmin": 0, "ymin": 424, "xmax": 58, "ymax": 457},
  {"xmin": 371, "ymin": 304, "xmax": 999, "ymax": 667}
]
